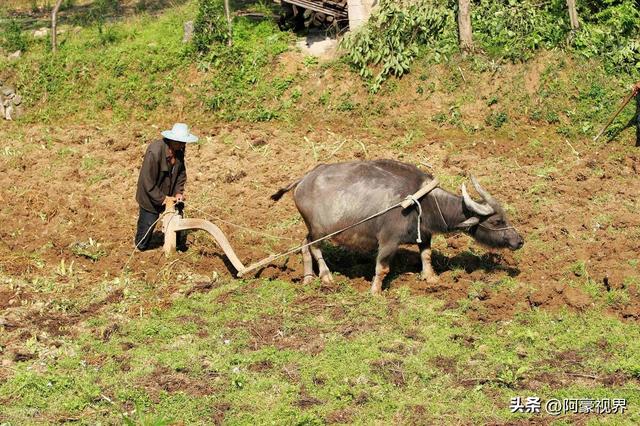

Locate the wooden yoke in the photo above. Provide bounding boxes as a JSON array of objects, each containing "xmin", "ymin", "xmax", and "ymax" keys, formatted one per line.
[
  {"xmin": 162, "ymin": 198, "xmax": 248, "ymax": 275},
  {"xmin": 400, "ymin": 178, "xmax": 439, "ymax": 209}
]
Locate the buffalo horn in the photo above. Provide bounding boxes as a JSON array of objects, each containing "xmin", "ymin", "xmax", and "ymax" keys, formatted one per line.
[
  {"xmin": 462, "ymin": 183, "xmax": 494, "ymax": 216},
  {"xmin": 471, "ymin": 176, "xmax": 498, "ymax": 207}
]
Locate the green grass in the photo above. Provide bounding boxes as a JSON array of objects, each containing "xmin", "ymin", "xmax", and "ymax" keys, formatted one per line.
[
  {"xmin": 1, "ymin": 6, "xmax": 192, "ymax": 123},
  {"xmin": 1, "ymin": 278, "xmax": 639, "ymax": 424}
]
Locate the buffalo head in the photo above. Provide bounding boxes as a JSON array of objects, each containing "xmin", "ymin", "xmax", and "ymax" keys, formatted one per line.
[{"xmin": 456, "ymin": 176, "xmax": 524, "ymax": 251}]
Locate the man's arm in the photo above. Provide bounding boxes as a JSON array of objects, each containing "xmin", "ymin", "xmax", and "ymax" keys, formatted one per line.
[
  {"xmin": 139, "ymin": 149, "xmax": 166, "ymax": 206},
  {"xmin": 174, "ymin": 159, "xmax": 187, "ymax": 201}
]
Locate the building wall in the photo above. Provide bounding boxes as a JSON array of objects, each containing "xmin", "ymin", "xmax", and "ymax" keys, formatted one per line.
[{"xmin": 348, "ymin": 0, "xmax": 377, "ymax": 30}]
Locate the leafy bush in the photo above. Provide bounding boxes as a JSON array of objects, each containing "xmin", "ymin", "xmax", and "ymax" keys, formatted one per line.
[
  {"xmin": 341, "ymin": 0, "xmax": 448, "ymax": 93},
  {"xmin": 344, "ymin": 0, "xmax": 638, "ymax": 91},
  {"xmin": 572, "ymin": 0, "xmax": 640, "ymax": 72},
  {"xmin": 474, "ymin": 0, "xmax": 639, "ymax": 70},
  {"xmin": 192, "ymin": 0, "xmax": 229, "ymax": 54},
  {"xmin": 473, "ymin": 0, "xmax": 567, "ymax": 62},
  {"xmin": 1, "ymin": 20, "xmax": 29, "ymax": 53}
]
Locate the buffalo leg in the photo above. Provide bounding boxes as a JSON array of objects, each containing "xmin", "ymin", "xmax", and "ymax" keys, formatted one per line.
[
  {"xmin": 371, "ymin": 243, "xmax": 397, "ymax": 295},
  {"xmin": 309, "ymin": 244, "xmax": 333, "ymax": 284},
  {"xmin": 418, "ymin": 237, "xmax": 438, "ymax": 283},
  {"xmin": 302, "ymin": 236, "xmax": 315, "ymax": 284}
]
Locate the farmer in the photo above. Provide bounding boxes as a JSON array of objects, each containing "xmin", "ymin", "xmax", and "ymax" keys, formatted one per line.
[{"xmin": 134, "ymin": 123, "xmax": 198, "ymax": 251}]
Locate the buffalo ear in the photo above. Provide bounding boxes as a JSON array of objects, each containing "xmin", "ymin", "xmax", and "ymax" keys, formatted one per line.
[{"xmin": 455, "ymin": 216, "xmax": 480, "ymax": 230}]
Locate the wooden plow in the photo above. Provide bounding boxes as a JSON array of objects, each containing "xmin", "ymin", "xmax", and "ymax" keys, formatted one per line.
[{"xmin": 161, "ymin": 199, "xmax": 277, "ymax": 278}]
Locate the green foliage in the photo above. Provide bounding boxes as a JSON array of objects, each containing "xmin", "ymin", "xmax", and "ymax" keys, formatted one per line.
[
  {"xmin": 473, "ymin": 0, "xmax": 566, "ymax": 62},
  {"xmin": 473, "ymin": 0, "xmax": 639, "ymax": 71},
  {"xmin": 199, "ymin": 18, "xmax": 291, "ymax": 121},
  {"xmin": 485, "ymin": 111, "xmax": 508, "ymax": 129},
  {"xmin": 0, "ymin": 6, "xmax": 189, "ymax": 122},
  {"xmin": 90, "ymin": 0, "xmax": 122, "ymax": 24},
  {"xmin": 192, "ymin": 0, "xmax": 229, "ymax": 54},
  {"xmin": 343, "ymin": 0, "xmax": 638, "ymax": 91},
  {"xmin": 1, "ymin": 20, "xmax": 29, "ymax": 53},
  {"xmin": 341, "ymin": 0, "xmax": 448, "ymax": 93},
  {"xmin": 572, "ymin": 0, "xmax": 640, "ymax": 72}
]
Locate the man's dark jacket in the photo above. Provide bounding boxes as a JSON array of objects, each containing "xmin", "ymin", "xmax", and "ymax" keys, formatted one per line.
[{"xmin": 136, "ymin": 139, "xmax": 186, "ymax": 213}]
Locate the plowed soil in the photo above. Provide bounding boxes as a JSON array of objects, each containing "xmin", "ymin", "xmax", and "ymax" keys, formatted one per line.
[{"xmin": 1, "ymin": 56, "xmax": 639, "ymax": 361}]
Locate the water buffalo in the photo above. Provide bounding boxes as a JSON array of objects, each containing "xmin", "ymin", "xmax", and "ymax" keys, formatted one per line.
[{"xmin": 271, "ymin": 159, "xmax": 524, "ymax": 294}]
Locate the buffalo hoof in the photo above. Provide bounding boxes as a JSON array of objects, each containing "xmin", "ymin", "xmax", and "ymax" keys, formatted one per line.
[
  {"xmin": 303, "ymin": 275, "xmax": 314, "ymax": 285},
  {"xmin": 370, "ymin": 285, "xmax": 382, "ymax": 295},
  {"xmin": 419, "ymin": 273, "xmax": 439, "ymax": 284},
  {"xmin": 320, "ymin": 273, "xmax": 334, "ymax": 285}
]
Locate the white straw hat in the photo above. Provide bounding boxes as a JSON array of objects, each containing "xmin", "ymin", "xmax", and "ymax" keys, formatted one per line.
[{"xmin": 161, "ymin": 123, "xmax": 199, "ymax": 143}]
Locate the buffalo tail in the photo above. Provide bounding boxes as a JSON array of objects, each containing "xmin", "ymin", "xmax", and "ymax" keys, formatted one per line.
[{"xmin": 270, "ymin": 179, "xmax": 301, "ymax": 201}]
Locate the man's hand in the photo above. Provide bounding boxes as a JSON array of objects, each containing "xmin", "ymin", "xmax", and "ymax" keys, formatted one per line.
[{"xmin": 175, "ymin": 193, "xmax": 185, "ymax": 202}]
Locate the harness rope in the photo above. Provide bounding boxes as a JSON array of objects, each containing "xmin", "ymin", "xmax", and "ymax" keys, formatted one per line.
[
  {"xmin": 236, "ymin": 179, "xmax": 440, "ymax": 277},
  {"xmin": 478, "ymin": 223, "xmax": 516, "ymax": 232},
  {"xmin": 121, "ymin": 210, "xmax": 174, "ymax": 274},
  {"xmin": 433, "ymin": 194, "xmax": 449, "ymax": 232},
  {"xmin": 404, "ymin": 195, "xmax": 423, "ymax": 243}
]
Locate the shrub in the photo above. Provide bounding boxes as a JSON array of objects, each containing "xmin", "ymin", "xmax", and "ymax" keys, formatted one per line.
[
  {"xmin": 1, "ymin": 20, "xmax": 29, "ymax": 53},
  {"xmin": 192, "ymin": 0, "xmax": 229, "ymax": 54},
  {"xmin": 341, "ymin": 0, "xmax": 448, "ymax": 93}
]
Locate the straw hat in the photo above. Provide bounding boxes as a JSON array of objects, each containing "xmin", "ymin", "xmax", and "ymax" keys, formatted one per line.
[{"xmin": 161, "ymin": 123, "xmax": 198, "ymax": 143}]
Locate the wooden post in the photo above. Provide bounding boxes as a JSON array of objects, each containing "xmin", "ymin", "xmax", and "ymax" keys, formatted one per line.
[
  {"xmin": 457, "ymin": 0, "xmax": 473, "ymax": 53},
  {"xmin": 223, "ymin": 0, "xmax": 233, "ymax": 46},
  {"xmin": 51, "ymin": 0, "xmax": 64, "ymax": 53},
  {"xmin": 566, "ymin": 0, "xmax": 579, "ymax": 31}
]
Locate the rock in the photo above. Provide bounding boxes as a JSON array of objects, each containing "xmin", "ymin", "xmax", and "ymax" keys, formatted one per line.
[
  {"xmin": 8, "ymin": 50, "xmax": 21, "ymax": 60},
  {"xmin": 2, "ymin": 87, "xmax": 14, "ymax": 97},
  {"xmin": 182, "ymin": 20, "xmax": 194, "ymax": 43},
  {"xmin": 5, "ymin": 104, "xmax": 14, "ymax": 120},
  {"xmin": 12, "ymin": 95, "xmax": 21, "ymax": 106},
  {"xmin": 33, "ymin": 27, "xmax": 49, "ymax": 38}
]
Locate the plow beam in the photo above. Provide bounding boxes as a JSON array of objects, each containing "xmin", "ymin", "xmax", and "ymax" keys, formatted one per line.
[{"xmin": 162, "ymin": 211, "xmax": 248, "ymax": 275}]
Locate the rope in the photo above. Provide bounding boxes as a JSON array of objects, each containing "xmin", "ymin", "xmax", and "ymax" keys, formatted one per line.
[
  {"xmin": 120, "ymin": 210, "xmax": 173, "ymax": 274},
  {"xmin": 238, "ymin": 182, "xmax": 439, "ymax": 277},
  {"xmin": 254, "ymin": 201, "xmax": 402, "ymax": 265},
  {"xmin": 188, "ymin": 205, "xmax": 296, "ymax": 241},
  {"xmin": 478, "ymin": 223, "xmax": 516, "ymax": 232},
  {"xmin": 403, "ymin": 195, "xmax": 422, "ymax": 243},
  {"xmin": 433, "ymin": 195, "xmax": 449, "ymax": 231}
]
